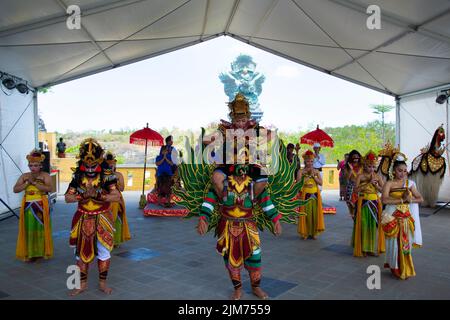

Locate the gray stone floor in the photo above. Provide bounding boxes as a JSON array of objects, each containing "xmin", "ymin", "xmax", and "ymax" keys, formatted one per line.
[{"xmin": 1, "ymin": 190, "xmax": 450, "ymax": 300}]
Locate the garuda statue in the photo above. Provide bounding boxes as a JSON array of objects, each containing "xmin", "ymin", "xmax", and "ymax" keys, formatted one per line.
[{"xmin": 219, "ymin": 54, "xmax": 265, "ymax": 122}]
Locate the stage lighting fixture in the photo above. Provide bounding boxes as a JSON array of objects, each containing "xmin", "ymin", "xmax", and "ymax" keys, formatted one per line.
[
  {"xmin": 436, "ymin": 90, "xmax": 449, "ymax": 104},
  {"xmin": 2, "ymin": 78, "xmax": 15, "ymax": 90},
  {"xmin": 16, "ymin": 83, "xmax": 29, "ymax": 94}
]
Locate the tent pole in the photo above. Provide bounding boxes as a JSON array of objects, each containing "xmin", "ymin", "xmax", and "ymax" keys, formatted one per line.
[
  {"xmin": 395, "ymin": 97, "xmax": 400, "ymax": 147},
  {"xmin": 142, "ymin": 139, "xmax": 148, "ymax": 196}
]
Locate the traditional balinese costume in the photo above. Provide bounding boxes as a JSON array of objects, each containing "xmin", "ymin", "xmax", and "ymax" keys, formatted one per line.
[
  {"xmin": 200, "ymin": 167, "xmax": 280, "ymax": 292},
  {"xmin": 338, "ymin": 160, "xmax": 347, "ymax": 199},
  {"xmin": 297, "ymin": 150, "xmax": 325, "ymax": 239},
  {"xmin": 352, "ymin": 151, "xmax": 385, "ymax": 257},
  {"xmin": 345, "ymin": 163, "xmax": 362, "ymax": 215},
  {"xmin": 66, "ymin": 139, "xmax": 117, "ymax": 287},
  {"xmin": 105, "ymin": 152, "xmax": 131, "ymax": 247},
  {"xmin": 378, "ymin": 144, "xmax": 423, "ymax": 248},
  {"xmin": 16, "ymin": 150, "xmax": 53, "ymax": 261},
  {"xmin": 173, "ymin": 93, "xmax": 304, "ymax": 299},
  {"xmin": 381, "ymin": 151, "xmax": 416, "ymax": 280}
]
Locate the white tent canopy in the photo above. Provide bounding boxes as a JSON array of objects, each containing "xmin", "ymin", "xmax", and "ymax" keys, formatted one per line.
[
  {"xmin": 0, "ymin": 0, "xmax": 449, "ymax": 95},
  {"xmin": 1, "ymin": 0, "xmax": 450, "ymax": 213}
]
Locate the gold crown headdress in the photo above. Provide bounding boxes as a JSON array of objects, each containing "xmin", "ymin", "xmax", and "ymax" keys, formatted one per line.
[
  {"xmin": 388, "ymin": 150, "xmax": 408, "ymax": 180},
  {"xmin": 302, "ymin": 150, "xmax": 315, "ymax": 160},
  {"xmin": 228, "ymin": 93, "xmax": 251, "ymax": 120},
  {"xmin": 77, "ymin": 138, "xmax": 104, "ymax": 166},
  {"xmin": 378, "ymin": 142, "xmax": 400, "ymax": 158},
  {"xmin": 26, "ymin": 149, "xmax": 45, "ymax": 163},
  {"xmin": 362, "ymin": 150, "xmax": 378, "ymax": 166}
]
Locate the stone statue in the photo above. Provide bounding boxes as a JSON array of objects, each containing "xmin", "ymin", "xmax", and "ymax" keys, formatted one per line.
[{"xmin": 219, "ymin": 54, "xmax": 265, "ymax": 122}]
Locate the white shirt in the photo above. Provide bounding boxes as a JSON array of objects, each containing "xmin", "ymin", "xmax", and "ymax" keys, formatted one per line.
[{"xmin": 313, "ymin": 153, "xmax": 325, "ymax": 169}]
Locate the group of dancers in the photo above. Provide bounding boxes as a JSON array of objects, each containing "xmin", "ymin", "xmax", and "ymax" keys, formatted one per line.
[
  {"xmin": 338, "ymin": 146, "xmax": 423, "ymax": 279},
  {"xmin": 288, "ymin": 142, "xmax": 423, "ymax": 282},
  {"xmin": 11, "ymin": 93, "xmax": 428, "ymax": 299}
]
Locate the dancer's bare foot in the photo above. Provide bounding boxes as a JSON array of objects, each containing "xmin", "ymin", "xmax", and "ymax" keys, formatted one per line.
[
  {"xmin": 99, "ymin": 281, "xmax": 113, "ymax": 294},
  {"xmin": 252, "ymin": 287, "xmax": 268, "ymax": 300},
  {"xmin": 231, "ymin": 288, "xmax": 242, "ymax": 300},
  {"xmin": 69, "ymin": 282, "xmax": 87, "ymax": 296}
]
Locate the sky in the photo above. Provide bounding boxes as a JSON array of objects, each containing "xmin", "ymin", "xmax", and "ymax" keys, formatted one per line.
[{"xmin": 38, "ymin": 36, "xmax": 395, "ymax": 133}]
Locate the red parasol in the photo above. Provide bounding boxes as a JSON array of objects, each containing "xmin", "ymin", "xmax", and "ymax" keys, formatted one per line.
[
  {"xmin": 130, "ymin": 123, "xmax": 164, "ymax": 208},
  {"xmin": 300, "ymin": 125, "xmax": 334, "ymax": 148},
  {"xmin": 130, "ymin": 123, "xmax": 164, "ymax": 146}
]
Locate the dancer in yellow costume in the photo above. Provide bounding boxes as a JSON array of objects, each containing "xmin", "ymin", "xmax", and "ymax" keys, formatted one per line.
[
  {"xmin": 381, "ymin": 151, "xmax": 423, "ymax": 280},
  {"xmin": 352, "ymin": 151, "xmax": 385, "ymax": 257},
  {"xmin": 105, "ymin": 151, "xmax": 131, "ymax": 247},
  {"xmin": 297, "ymin": 150, "xmax": 325, "ymax": 240},
  {"xmin": 14, "ymin": 149, "xmax": 53, "ymax": 261}
]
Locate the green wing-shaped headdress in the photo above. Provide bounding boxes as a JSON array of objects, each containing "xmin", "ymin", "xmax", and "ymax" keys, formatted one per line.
[
  {"xmin": 251, "ymin": 137, "xmax": 307, "ymax": 233},
  {"xmin": 173, "ymin": 134, "xmax": 307, "ymax": 234}
]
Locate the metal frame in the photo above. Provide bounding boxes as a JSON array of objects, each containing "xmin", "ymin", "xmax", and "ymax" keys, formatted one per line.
[
  {"xmin": 47, "ymin": 0, "xmax": 194, "ymax": 86},
  {"xmin": 229, "ymin": 33, "xmax": 393, "ymax": 96},
  {"xmin": 0, "ymin": 0, "xmax": 447, "ymax": 96},
  {"xmin": 0, "ymin": 0, "xmax": 150, "ymax": 38},
  {"xmin": 329, "ymin": 0, "xmax": 450, "ymax": 45}
]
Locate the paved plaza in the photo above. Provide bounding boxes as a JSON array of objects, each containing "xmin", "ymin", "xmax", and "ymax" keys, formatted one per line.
[{"xmin": 1, "ymin": 190, "xmax": 449, "ymax": 300}]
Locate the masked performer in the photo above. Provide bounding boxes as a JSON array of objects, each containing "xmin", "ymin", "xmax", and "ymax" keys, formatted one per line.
[
  {"xmin": 208, "ymin": 93, "xmax": 273, "ymax": 201},
  {"xmin": 381, "ymin": 151, "xmax": 423, "ymax": 280},
  {"xmin": 65, "ymin": 138, "xmax": 120, "ymax": 295},
  {"xmin": 174, "ymin": 93, "xmax": 304, "ymax": 300},
  {"xmin": 14, "ymin": 149, "xmax": 53, "ymax": 262},
  {"xmin": 105, "ymin": 151, "xmax": 131, "ymax": 247},
  {"xmin": 352, "ymin": 151, "xmax": 385, "ymax": 257},
  {"xmin": 296, "ymin": 150, "xmax": 324, "ymax": 240},
  {"xmin": 410, "ymin": 125, "xmax": 446, "ymax": 208}
]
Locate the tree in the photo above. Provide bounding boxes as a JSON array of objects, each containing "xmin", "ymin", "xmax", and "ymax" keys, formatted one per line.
[
  {"xmin": 37, "ymin": 86, "xmax": 52, "ymax": 94},
  {"xmin": 370, "ymin": 104, "xmax": 394, "ymax": 144}
]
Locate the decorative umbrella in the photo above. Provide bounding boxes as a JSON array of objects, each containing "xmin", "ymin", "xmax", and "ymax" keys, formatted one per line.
[
  {"xmin": 300, "ymin": 125, "xmax": 334, "ymax": 147},
  {"xmin": 130, "ymin": 123, "xmax": 164, "ymax": 208}
]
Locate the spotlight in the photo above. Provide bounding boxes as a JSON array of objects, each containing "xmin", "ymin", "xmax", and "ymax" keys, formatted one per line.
[
  {"xmin": 2, "ymin": 78, "xmax": 15, "ymax": 90},
  {"xmin": 16, "ymin": 83, "xmax": 29, "ymax": 94},
  {"xmin": 436, "ymin": 90, "xmax": 449, "ymax": 104}
]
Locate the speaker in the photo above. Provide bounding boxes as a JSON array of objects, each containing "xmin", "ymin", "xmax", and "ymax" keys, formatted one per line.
[{"xmin": 42, "ymin": 151, "xmax": 50, "ymax": 173}]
